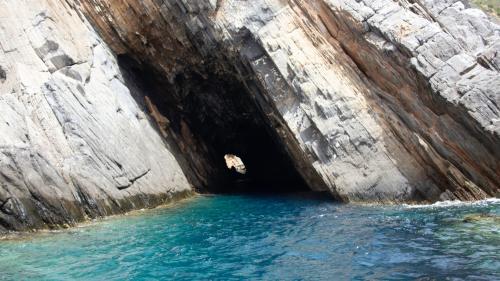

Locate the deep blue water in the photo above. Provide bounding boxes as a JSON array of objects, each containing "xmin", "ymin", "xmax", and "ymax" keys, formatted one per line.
[{"xmin": 0, "ymin": 193, "xmax": 499, "ymax": 281}]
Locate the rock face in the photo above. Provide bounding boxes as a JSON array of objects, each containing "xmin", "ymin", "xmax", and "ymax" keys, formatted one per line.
[
  {"xmin": 0, "ymin": 0, "xmax": 193, "ymax": 232},
  {"xmin": 77, "ymin": 0, "xmax": 499, "ymax": 201},
  {"xmin": 0, "ymin": 0, "xmax": 499, "ymax": 231}
]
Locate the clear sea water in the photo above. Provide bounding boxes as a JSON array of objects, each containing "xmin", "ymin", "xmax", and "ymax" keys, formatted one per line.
[{"xmin": 0, "ymin": 193, "xmax": 499, "ymax": 281}]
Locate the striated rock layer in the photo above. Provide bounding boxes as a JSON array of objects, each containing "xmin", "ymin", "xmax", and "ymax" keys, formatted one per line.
[
  {"xmin": 0, "ymin": 0, "xmax": 499, "ymax": 231},
  {"xmin": 76, "ymin": 0, "xmax": 499, "ymax": 201},
  {"xmin": 0, "ymin": 0, "xmax": 193, "ymax": 232}
]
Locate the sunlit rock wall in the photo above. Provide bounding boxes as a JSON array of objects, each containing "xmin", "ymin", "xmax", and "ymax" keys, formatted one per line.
[
  {"xmin": 0, "ymin": 0, "xmax": 192, "ymax": 232},
  {"xmin": 78, "ymin": 0, "xmax": 499, "ymax": 202}
]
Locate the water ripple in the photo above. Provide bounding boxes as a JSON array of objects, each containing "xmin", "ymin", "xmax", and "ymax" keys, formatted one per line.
[{"xmin": 0, "ymin": 194, "xmax": 498, "ymax": 280}]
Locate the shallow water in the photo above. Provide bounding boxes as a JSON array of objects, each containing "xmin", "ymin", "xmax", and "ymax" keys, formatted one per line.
[{"xmin": 0, "ymin": 193, "xmax": 499, "ymax": 280}]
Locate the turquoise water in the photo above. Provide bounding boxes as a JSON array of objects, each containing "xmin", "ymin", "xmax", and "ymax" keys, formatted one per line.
[{"xmin": 0, "ymin": 193, "xmax": 499, "ymax": 280}]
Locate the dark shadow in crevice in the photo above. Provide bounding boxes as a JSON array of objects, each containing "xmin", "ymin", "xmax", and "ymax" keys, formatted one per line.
[{"xmin": 117, "ymin": 54, "xmax": 310, "ymax": 194}]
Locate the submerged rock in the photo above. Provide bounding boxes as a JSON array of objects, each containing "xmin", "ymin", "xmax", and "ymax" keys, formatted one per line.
[
  {"xmin": 462, "ymin": 213, "xmax": 500, "ymax": 223},
  {"xmin": 0, "ymin": 0, "xmax": 499, "ymax": 231}
]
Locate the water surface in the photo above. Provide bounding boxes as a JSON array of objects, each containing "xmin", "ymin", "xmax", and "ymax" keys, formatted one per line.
[{"xmin": 0, "ymin": 193, "xmax": 499, "ymax": 280}]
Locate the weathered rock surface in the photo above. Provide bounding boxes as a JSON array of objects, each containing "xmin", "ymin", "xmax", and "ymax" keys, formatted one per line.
[
  {"xmin": 1, "ymin": 0, "xmax": 499, "ymax": 231},
  {"xmin": 77, "ymin": 0, "xmax": 499, "ymax": 202},
  {"xmin": 0, "ymin": 0, "xmax": 192, "ymax": 232}
]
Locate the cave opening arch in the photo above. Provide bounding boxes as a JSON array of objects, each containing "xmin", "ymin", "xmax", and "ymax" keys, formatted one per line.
[{"xmin": 117, "ymin": 54, "xmax": 311, "ymax": 194}]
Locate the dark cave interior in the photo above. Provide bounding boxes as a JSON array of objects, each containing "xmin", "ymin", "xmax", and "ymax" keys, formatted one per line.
[{"xmin": 118, "ymin": 55, "xmax": 310, "ymax": 194}]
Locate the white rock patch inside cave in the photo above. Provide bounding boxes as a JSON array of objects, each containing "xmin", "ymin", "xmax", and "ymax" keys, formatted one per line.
[{"xmin": 224, "ymin": 154, "xmax": 247, "ymax": 175}]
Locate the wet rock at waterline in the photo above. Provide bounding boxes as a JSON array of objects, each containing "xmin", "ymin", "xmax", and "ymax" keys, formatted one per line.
[{"xmin": 1, "ymin": 0, "xmax": 499, "ymax": 231}]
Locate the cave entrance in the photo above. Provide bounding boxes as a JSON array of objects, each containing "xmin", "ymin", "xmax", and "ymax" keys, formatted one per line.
[
  {"xmin": 209, "ymin": 120, "xmax": 310, "ymax": 194},
  {"xmin": 118, "ymin": 55, "xmax": 310, "ymax": 194}
]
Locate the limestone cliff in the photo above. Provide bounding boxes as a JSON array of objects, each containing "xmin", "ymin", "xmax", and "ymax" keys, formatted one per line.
[{"xmin": 0, "ymin": 0, "xmax": 499, "ymax": 232}]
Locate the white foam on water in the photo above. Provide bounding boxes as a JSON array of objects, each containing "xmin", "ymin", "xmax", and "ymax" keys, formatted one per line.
[{"xmin": 403, "ymin": 198, "xmax": 500, "ymax": 209}]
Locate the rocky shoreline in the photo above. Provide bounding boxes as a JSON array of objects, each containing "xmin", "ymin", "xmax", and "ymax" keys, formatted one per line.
[{"xmin": 1, "ymin": 191, "xmax": 196, "ymax": 238}]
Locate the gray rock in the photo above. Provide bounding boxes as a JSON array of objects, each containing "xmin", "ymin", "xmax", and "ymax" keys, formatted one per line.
[
  {"xmin": 76, "ymin": 0, "xmax": 498, "ymax": 203},
  {"xmin": 0, "ymin": 0, "xmax": 192, "ymax": 232}
]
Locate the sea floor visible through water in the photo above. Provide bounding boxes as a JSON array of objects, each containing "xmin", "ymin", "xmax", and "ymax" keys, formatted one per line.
[{"xmin": 0, "ymin": 192, "xmax": 499, "ymax": 280}]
